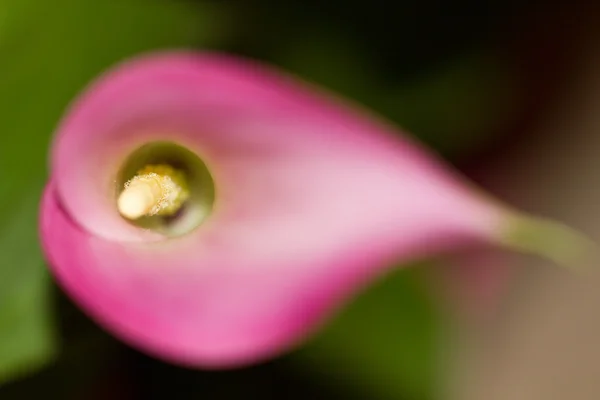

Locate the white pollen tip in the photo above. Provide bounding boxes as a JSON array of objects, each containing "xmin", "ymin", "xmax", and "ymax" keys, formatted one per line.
[{"xmin": 118, "ymin": 184, "xmax": 155, "ymax": 220}]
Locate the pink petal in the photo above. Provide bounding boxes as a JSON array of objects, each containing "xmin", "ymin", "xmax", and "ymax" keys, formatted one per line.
[{"xmin": 41, "ymin": 52, "xmax": 507, "ymax": 366}]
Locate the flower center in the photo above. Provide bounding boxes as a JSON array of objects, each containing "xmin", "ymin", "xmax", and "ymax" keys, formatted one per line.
[
  {"xmin": 117, "ymin": 164, "xmax": 190, "ymax": 220},
  {"xmin": 116, "ymin": 141, "xmax": 215, "ymax": 237}
]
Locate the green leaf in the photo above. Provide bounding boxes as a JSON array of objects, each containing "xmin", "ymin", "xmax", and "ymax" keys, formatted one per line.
[
  {"xmin": 380, "ymin": 53, "xmax": 522, "ymax": 157},
  {"xmin": 274, "ymin": 31, "xmax": 522, "ymax": 158},
  {"xmin": 292, "ymin": 266, "xmax": 441, "ymax": 400},
  {"xmin": 0, "ymin": 182, "xmax": 55, "ymax": 384},
  {"xmin": 0, "ymin": 0, "xmax": 227, "ymax": 384}
]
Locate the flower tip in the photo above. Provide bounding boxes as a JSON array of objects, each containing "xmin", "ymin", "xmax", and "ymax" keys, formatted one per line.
[
  {"xmin": 117, "ymin": 183, "xmax": 155, "ymax": 220},
  {"xmin": 117, "ymin": 164, "xmax": 190, "ymax": 220}
]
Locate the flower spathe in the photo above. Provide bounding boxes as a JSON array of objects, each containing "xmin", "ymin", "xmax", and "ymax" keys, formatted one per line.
[{"xmin": 39, "ymin": 51, "xmax": 587, "ymax": 367}]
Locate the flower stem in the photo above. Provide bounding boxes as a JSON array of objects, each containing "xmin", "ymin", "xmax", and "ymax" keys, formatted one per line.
[{"xmin": 498, "ymin": 213, "xmax": 597, "ymax": 270}]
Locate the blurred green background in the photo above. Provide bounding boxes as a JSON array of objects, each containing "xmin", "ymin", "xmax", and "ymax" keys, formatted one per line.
[{"xmin": 0, "ymin": 0, "xmax": 583, "ymax": 399}]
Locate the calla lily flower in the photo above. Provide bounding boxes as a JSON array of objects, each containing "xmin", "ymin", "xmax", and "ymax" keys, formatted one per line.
[{"xmin": 39, "ymin": 51, "xmax": 592, "ymax": 368}]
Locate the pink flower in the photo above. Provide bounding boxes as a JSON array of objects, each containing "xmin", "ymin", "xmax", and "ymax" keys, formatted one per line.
[{"xmin": 39, "ymin": 51, "xmax": 589, "ymax": 368}]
